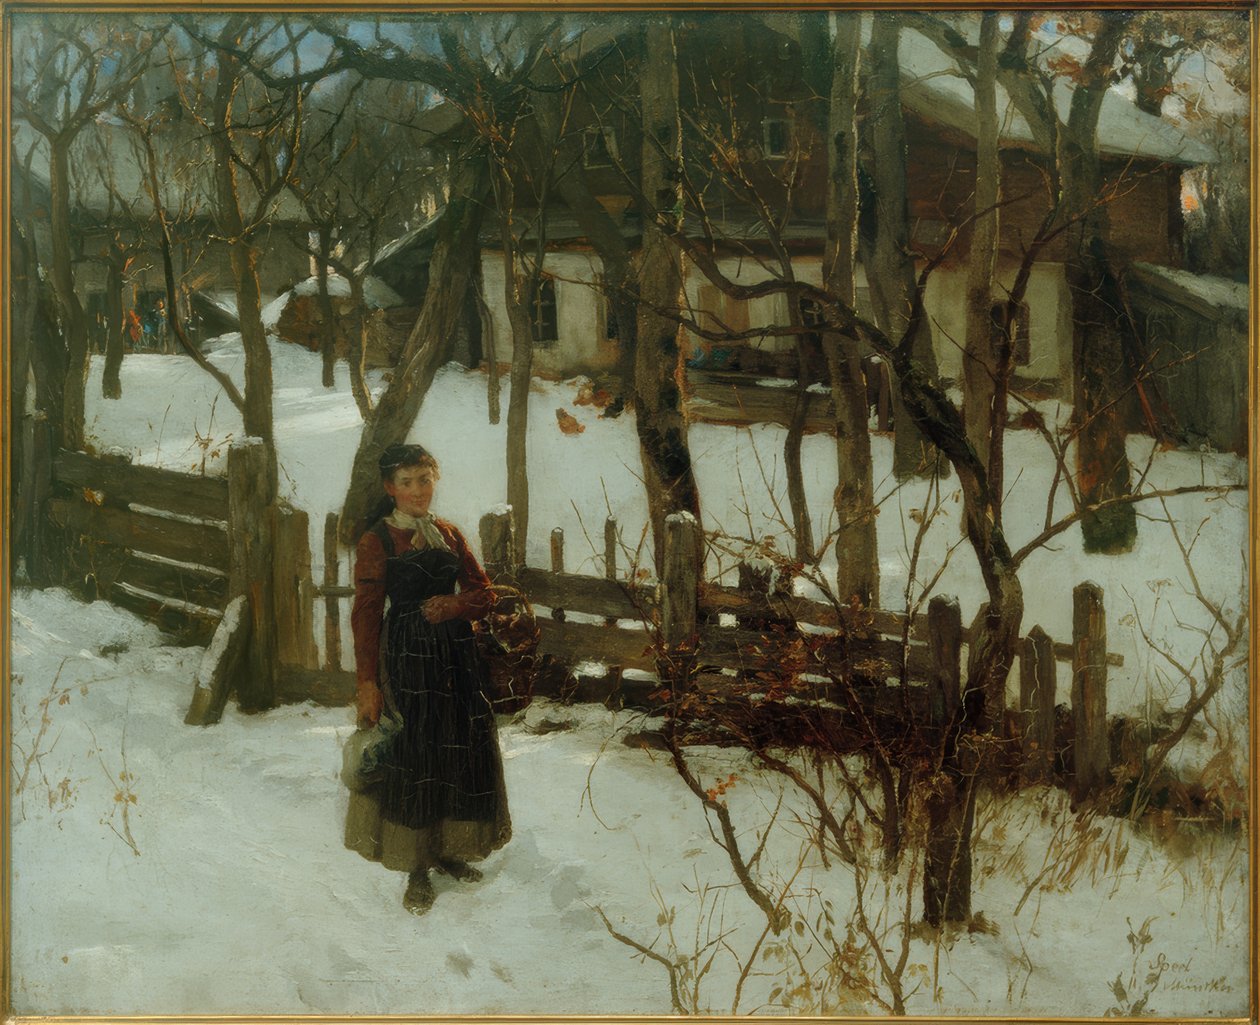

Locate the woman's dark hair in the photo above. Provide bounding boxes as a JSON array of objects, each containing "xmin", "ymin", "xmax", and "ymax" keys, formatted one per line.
[{"xmin": 378, "ymin": 443, "xmax": 439, "ymax": 481}]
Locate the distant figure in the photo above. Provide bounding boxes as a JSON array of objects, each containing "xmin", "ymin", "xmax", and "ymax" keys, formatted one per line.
[
  {"xmin": 345, "ymin": 443, "xmax": 511, "ymax": 914},
  {"xmin": 126, "ymin": 309, "xmax": 142, "ymax": 350}
]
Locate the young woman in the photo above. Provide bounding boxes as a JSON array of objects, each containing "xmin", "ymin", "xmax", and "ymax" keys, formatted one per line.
[{"xmin": 345, "ymin": 443, "xmax": 511, "ymax": 914}]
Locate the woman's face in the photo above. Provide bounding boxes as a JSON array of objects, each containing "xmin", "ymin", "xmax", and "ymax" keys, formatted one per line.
[{"xmin": 385, "ymin": 464, "xmax": 437, "ymax": 517}]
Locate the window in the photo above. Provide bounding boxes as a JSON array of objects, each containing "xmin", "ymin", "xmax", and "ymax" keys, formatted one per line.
[
  {"xmin": 991, "ymin": 301, "xmax": 1031, "ymax": 367},
  {"xmin": 596, "ymin": 276, "xmax": 619, "ymax": 340},
  {"xmin": 582, "ymin": 126, "xmax": 619, "ymax": 169},
  {"xmin": 532, "ymin": 277, "xmax": 559, "ymax": 345},
  {"xmin": 799, "ymin": 297, "xmax": 825, "ymax": 346},
  {"xmin": 762, "ymin": 118, "xmax": 790, "ymax": 159}
]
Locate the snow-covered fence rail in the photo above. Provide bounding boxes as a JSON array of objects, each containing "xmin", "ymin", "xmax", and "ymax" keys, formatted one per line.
[{"xmin": 47, "ymin": 449, "xmax": 230, "ymax": 643}]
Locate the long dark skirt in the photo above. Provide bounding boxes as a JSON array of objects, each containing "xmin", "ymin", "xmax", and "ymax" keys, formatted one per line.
[{"xmin": 346, "ymin": 580, "xmax": 510, "ymax": 872}]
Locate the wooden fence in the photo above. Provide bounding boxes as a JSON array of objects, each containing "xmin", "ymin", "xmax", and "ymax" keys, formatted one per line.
[
  {"xmin": 48, "ymin": 449, "xmax": 230, "ymax": 642},
  {"xmin": 291, "ymin": 506, "xmax": 1123, "ymax": 796},
  {"xmin": 45, "ymin": 456, "xmax": 1123, "ymax": 795}
]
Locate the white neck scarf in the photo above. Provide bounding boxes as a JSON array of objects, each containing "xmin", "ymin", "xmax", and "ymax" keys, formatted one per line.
[{"xmin": 385, "ymin": 510, "xmax": 451, "ymax": 553}]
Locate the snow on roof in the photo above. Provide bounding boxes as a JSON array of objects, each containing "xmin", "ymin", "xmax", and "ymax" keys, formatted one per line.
[
  {"xmin": 262, "ymin": 273, "xmax": 406, "ymax": 329},
  {"xmin": 370, "ymin": 211, "xmax": 445, "ymax": 268},
  {"xmin": 1131, "ymin": 262, "xmax": 1249, "ymax": 313},
  {"xmin": 898, "ymin": 27, "xmax": 1217, "ymax": 166}
]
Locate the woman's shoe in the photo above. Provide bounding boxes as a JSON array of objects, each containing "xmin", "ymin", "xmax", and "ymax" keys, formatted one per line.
[
  {"xmin": 403, "ymin": 870, "xmax": 436, "ymax": 914},
  {"xmin": 436, "ymin": 858, "xmax": 483, "ymax": 883}
]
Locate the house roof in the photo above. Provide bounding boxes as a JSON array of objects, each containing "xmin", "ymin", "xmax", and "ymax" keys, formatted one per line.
[{"xmin": 896, "ymin": 26, "xmax": 1216, "ymax": 166}]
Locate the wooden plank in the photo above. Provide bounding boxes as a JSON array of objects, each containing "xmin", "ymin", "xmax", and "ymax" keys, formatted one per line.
[
  {"xmin": 1072, "ymin": 582, "xmax": 1109, "ymax": 799},
  {"xmin": 1020, "ymin": 626, "xmax": 1056, "ymax": 784},
  {"xmin": 49, "ymin": 496, "xmax": 229, "ymax": 571},
  {"xmin": 115, "ymin": 552, "xmax": 228, "ymax": 610},
  {"xmin": 662, "ymin": 514, "xmax": 702, "ymax": 647},
  {"xmin": 686, "ymin": 373, "xmax": 835, "ymax": 432},
  {"xmin": 107, "ymin": 583, "xmax": 220, "ymax": 646},
  {"xmin": 537, "ymin": 618, "xmax": 656, "ymax": 671},
  {"xmin": 549, "ymin": 529, "xmax": 566, "ymax": 622},
  {"xmin": 273, "ymin": 507, "xmax": 316, "ymax": 669},
  {"xmin": 604, "ymin": 517, "xmax": 618, "ymax": 580},
  {"xmin": 186, "ymin": 596, "xmax": 249, "ymax": 725},
  {"xmin": 54, "ymin": 449, "xmax": 229, "ymax": 520},
  {"xmin": 517, "ymin": 566, "xmax": 653, "ymax": 621},
  {"xmin": 696, "ymin": 624, "xmax": 930, "ymax": 678},
  {"xmin": 276, "ymin": 666, "xmax": 356, "ymax": 707},
  {"xmin": 927, "ymin": 595, "xmax": 962, "ymax": 726},
  {"xmin": 701, "ymin": 586, "xmax": 1124, "ymax": 667},
  {"xmin": 324, "ymin": 512, "xmax": 343, "ymax": 673},
  {"xmin": 479, "ymin": 508, "xmax": 516, "ymax": 582},
  {"xmin": 604, "ymin": 517, "xmax": 619, "ymax": 626}
]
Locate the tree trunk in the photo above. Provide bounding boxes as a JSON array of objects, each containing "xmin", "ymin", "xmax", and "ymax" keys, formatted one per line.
[
  {"xmin": 864, "ymin": 16, "xmax": 942, "ymax": 481},
  {"xmin": 316, "ymin": 225, "xmax": 338, "ymax": 389},
  {"xmin": 211, "ymin": 52, "xmax": 278, "ymax": 498},
  {"xmin": 338, "ymin": 152, "xmax": 490, "ymax": 545},
  {"xmin": 636, "ymin": 16, "xmax": 702, "ymax": 572},
  {"xmin": 10, "ymin": 219, "xmax": 39, "ymax": 577},
  {"xmin": 101, "ymin": 253, "xmax": 126, "ymax": 400},
  {"xmin": 923, "ymin": 777, "xmax": 976, "ymax": 926},
  {"xmin": 347, "ymin": 274, "xmax": 373, "ymax": 420},
  {"xmin": 785, "ymin": 318, "xmax": 815, "ymax": 564},
  {"xmin": 821, "ymin": 14, "xmax": 878, "ymax": 608},
  {"xmin": 503, "ymin": 252, "xmax": 536, "ymax": 568},
  {"xmin": 47, "ymin": 135, "xmax": 90, "ymax": 451},
  {"xmin": 1063, "ymin": 16, "xmax": 1137, "ymax": 554},
  {"xmin": 963, "ymin": 14, "xmax": 1000, "ymax": 480}
]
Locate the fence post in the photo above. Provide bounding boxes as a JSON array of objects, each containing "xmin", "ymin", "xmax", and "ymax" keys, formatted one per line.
[
  {"xmin": 548, "ymin": 528, "xmax": 567, "ymax": 622},
  {"xmin": 1072, "ymin": 581, "xmax": 1108, "ymax": 799},
  {"xmin": 1020, "ymin": 626, "xmax": 1056, "ymax": 784},
  {"xmin": 323, "ymin": 513, "xmax": 343, "ymax": 673},
  {"xmin": 227, "ymin": 439, "xmax": 275, "ymax": 711},
  {"xmin": 661, "ymin": 513, "xmax": 702, "ymax": 649},
  {"xmin": 927, "ymin": 595, "xmax": 962, "ymax": 727},
  {"xmin": 479, "ymin": 507, "xmax": 516, "ymax": 583},
  {"xmin": 273, "ymin": 506, "xmax": 315, "ymax": 669},
  {"xmin": 604, "ymin": 517, "xmax": 619, "ymax": 626}
]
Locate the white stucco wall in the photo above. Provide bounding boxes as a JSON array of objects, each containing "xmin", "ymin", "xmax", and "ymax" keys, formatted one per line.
[
  {"xmin": 924, "ymin": 261, "xmax": 1070, "ymax": 392},
  {"xmin": 480, "ymin": 250, "xmax": 619, "ymax": 377},
  {"xmin": 480, "ymin": 247, "xmax": 1070, "ymax": 391}
]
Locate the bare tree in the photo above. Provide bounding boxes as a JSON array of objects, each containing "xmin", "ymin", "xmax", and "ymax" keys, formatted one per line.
[{"xmin": 12, "ymin": 16, "xmax": 167, "ymax": 449}]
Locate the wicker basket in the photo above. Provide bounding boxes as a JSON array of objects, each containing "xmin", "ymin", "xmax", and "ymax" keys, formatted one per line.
[{"xmin": 476, "ymin": 585, "xmax": 541, "ymax": 714}]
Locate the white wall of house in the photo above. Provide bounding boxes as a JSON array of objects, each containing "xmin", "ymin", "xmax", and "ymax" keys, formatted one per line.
[
  {"xmin": 924, "ymin": 261, "xmax": 1071, "ymax": 394},
  {"xmin": 480, "ymin": 250, "xmax": 620, "ymax": 377},
  {"xmin": 479, "ymin": 247, "xmax": 1071, "ymax": 395}
]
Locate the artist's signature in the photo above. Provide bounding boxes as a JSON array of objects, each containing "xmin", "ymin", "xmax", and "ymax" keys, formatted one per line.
[{"xmin": 1148, "ymin": 953, "xmax": 1235, "ymax": 995}]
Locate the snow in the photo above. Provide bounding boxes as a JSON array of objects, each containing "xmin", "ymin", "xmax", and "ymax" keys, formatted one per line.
[
  {"xmin": 10, "ymin": 340, "xmax": 1251, "ymax": 1015},
  {"xmin": 262, "ymin": 275, "xmax": 405, "ymax": 330}
]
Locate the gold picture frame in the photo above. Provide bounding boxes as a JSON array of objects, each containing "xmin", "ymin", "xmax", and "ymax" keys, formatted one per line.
[{"xmin": 2, "ymin": 1, "xmax": 1257, "ymax": 1022}]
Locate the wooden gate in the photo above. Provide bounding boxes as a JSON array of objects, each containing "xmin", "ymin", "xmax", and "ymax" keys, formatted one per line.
[{"xmin": 48, "ymin": 449, "xmax": 230, "ymax": 643}]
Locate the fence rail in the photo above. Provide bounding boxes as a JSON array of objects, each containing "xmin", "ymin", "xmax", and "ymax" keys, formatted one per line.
[{"xmin": 49, "ymin": 450, "xmax": 231, "ymax": 644}]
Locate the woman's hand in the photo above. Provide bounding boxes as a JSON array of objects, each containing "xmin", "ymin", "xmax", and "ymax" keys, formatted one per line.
[
  {"xmin": 422, "ymin": 594, "xmax": 462, "ymax": 624},
  {"xmin": 356, "ymin": 679, "xmax": 383, "ymax": 729}
]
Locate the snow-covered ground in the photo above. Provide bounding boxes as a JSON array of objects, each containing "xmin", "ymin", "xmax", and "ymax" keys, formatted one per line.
[
  {"xmin": 8, "ymin": 588, "xmax": 1251, "ymax": 1016},
  {"xmin": 8, "ymin": 338, "xmax": 1251, "ymax": 1015}
]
